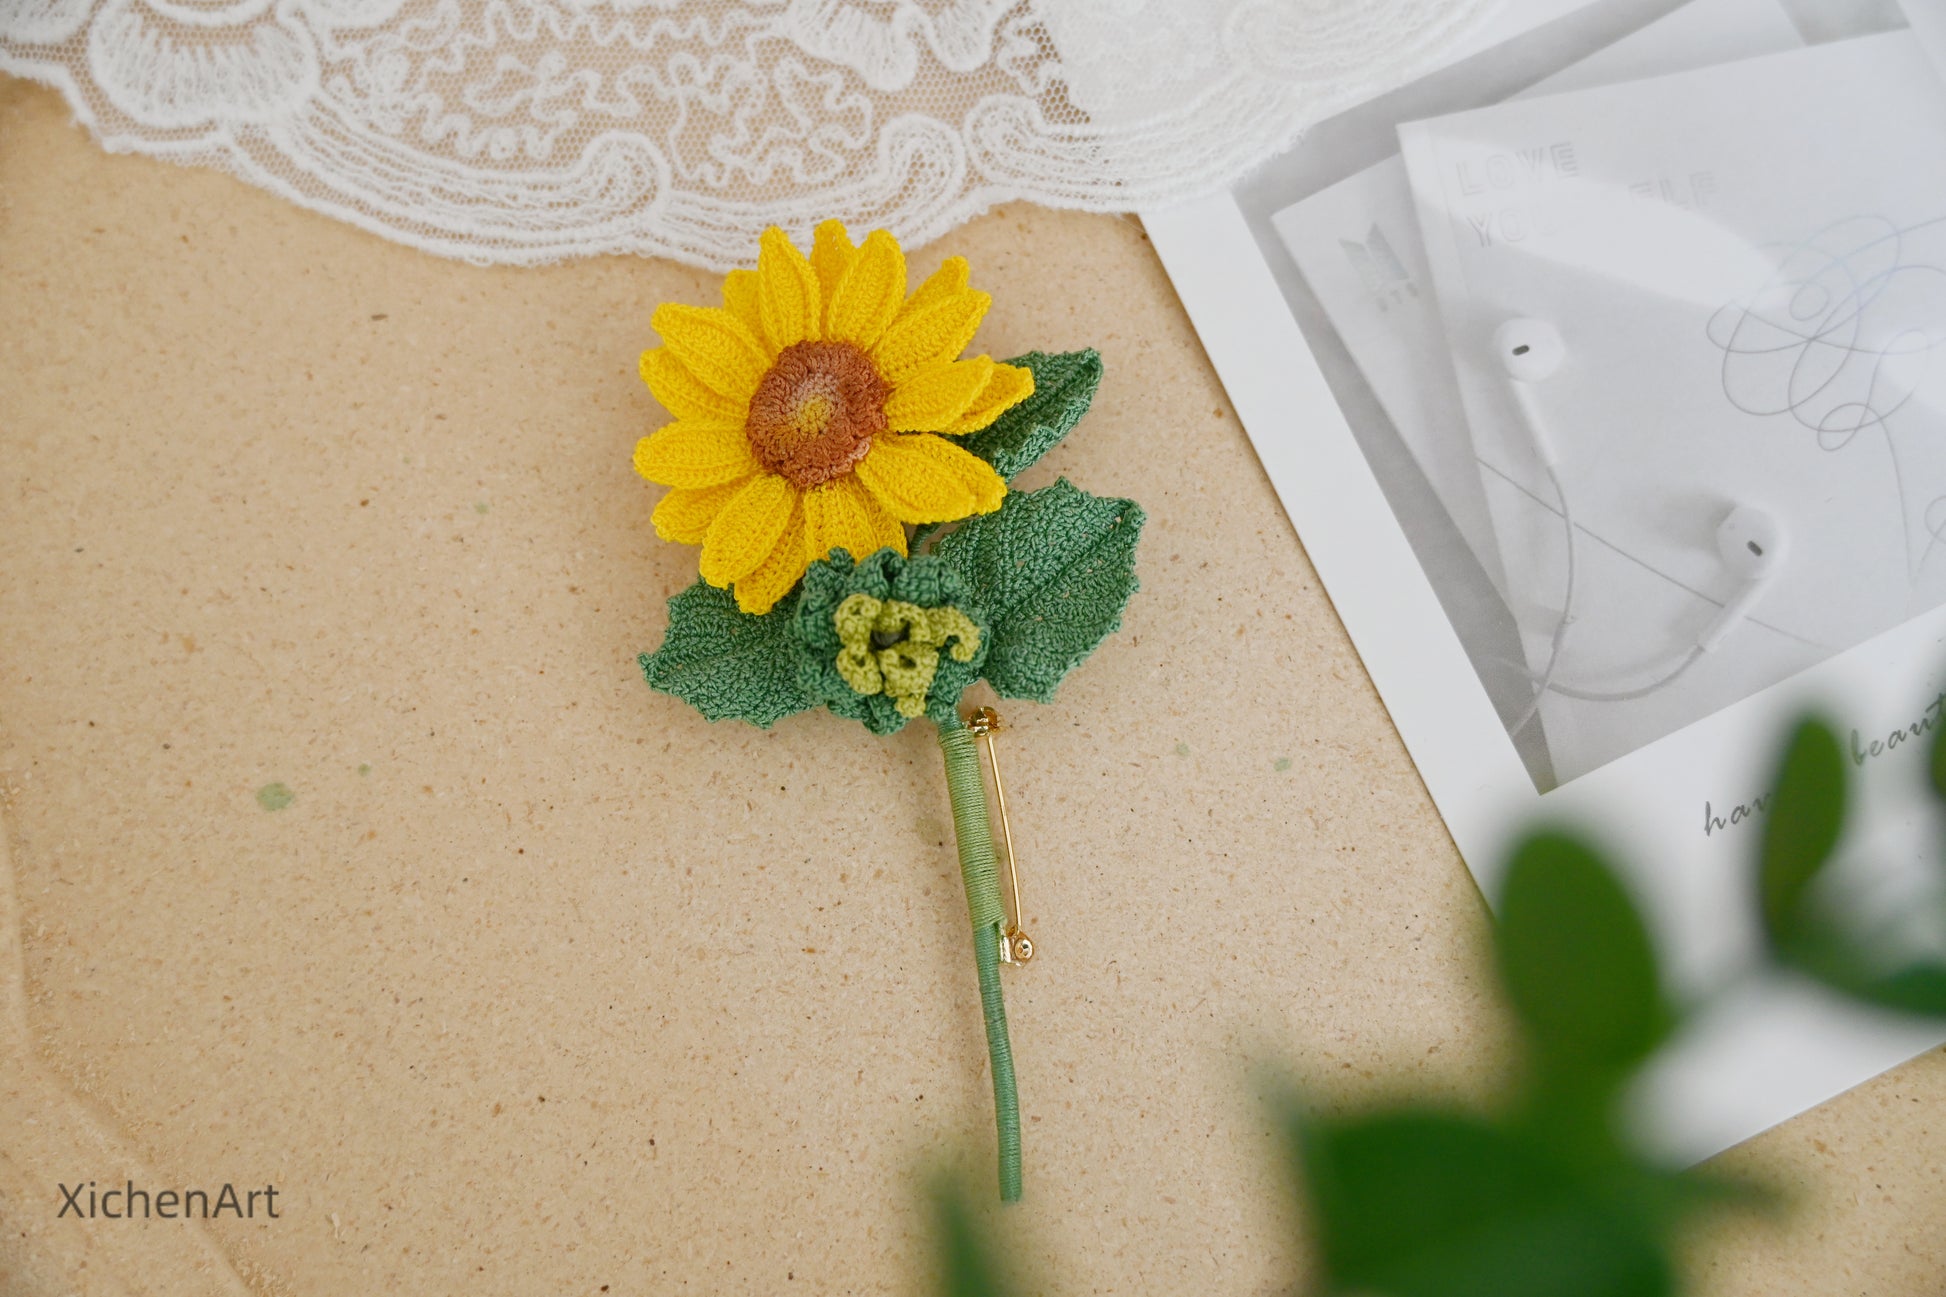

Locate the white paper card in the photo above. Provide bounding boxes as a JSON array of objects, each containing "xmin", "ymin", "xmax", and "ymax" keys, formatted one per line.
[
  {"xmin": 1401, "ymin": 32, "xmax": 1946, "ymax": 784},
  {"xmin": 1147, "ymin": 0, "xmax": 1946, "ymax": 1168},
  {"xmin": 1273, "ymin": 0, "xmax": 1804, "ymax": 600}
]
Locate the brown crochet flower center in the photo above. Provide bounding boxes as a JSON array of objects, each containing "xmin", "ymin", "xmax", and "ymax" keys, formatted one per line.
[{"xmin": 744, "ymin": 341, "xmax": 890, "ymax": 488}]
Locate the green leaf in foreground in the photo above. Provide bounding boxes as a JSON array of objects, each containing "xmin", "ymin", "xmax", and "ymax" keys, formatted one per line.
[
  {"xmin": 638, "ymin": 581, "xmax": 814, "ymax": 727},
  {"xmin": 931, "ymin": 479, "xmax": 1142, "ymax": 703},
  {"xmin": 961, "ymin": 350, "xmax": 1103, "ymax": 481},
  {"xmin": 1930, "ymin": 696, "xmax": 1946, "ymax": 799},
  {"xmin": 1289, "ymin": 1106, "xmax": 1674, "ymax": 1297},
  {"xmin": 1748, "ymin": 716, "xmax": 1946, "ymax": 1017},
  {"xmin": 930, "ymin": 1174, "xmax": 1018, "ymax": 1297},
  {"xmin": 1757, "ymin": 720, "xmax": 1846, "ymax": 946},
  {"xmin": 1497, "ymin": 833, "xmax": 1673, "ymax": 1079},
  {"xmin": 1785, "ymin": 942, "xmax": 1946, "ymax": 1016}
]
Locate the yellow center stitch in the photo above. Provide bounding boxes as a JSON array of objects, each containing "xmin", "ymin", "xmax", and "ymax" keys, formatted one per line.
[{"xmin": 833, "ymin": 593, "xmax": 981, "ymax": 717}]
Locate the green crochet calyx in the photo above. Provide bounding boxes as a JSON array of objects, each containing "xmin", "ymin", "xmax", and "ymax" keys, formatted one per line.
[{"xmin": 794, "ymin": 547, "xmax": 991, "ymax": 733}]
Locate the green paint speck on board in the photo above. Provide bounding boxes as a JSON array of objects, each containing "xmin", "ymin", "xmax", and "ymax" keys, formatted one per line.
[
  {"xmin": 474, "ymin": 501, "xmax": 489, "ymax": 514},
  {"xmin": 256, "ymin": 782, "xmax": 295, "ymax": 811},
  {"xmin": 357, "ymin": 763, "xmax": 372, "ymax": 777},
  {"xmin": 1174, "ymin": 742, "xmax": 1190, "ymax": 758},
  {"xmin": 1274, "ymin": 757, "xmax": 1292, "ymax": 772}
]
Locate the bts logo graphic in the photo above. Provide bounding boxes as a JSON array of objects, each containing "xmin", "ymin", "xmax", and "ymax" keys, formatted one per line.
[{"xmin": 1340, "ymin": 222, "xmax": 1417, "ymax": 310}]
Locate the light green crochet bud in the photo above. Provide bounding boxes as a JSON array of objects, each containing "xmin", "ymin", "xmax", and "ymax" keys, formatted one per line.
[
  {"xmin": 793, "ymin": 549, "xmax": 991, "ymax": 735},
  {"xmin": 832, "ymin": 593, "xmax": 981, "ymax": 718}
]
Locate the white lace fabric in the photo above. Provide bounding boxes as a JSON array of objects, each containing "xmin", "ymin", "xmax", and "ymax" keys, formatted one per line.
[{"xmin": 0, "ymin": 0, "xmax": 1502, "ymax": 269}]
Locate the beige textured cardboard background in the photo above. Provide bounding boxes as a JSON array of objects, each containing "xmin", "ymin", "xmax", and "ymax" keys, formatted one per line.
[{"xmin": 2, "ymin": 76, "xmax": 1944, "ymax": 1294}]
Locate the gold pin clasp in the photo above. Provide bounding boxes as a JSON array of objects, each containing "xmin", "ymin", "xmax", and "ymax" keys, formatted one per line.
[{"xmin": 966, "ymin": 706, "xmax": 1033, "ymax": 965}]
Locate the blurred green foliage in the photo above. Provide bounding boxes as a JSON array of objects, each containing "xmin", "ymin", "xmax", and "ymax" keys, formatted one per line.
[
  {"xmin": 1758, "ymin": 719, "xmax": 1946, "ymax": 1014},
  {"xmin": 930, "ymin": 707, "xmax": 1946, "ymax": 1295},
  {"xmin": 1287, "ymin": 829, "xmax": 1744, "ymax": 1297},
  {"xmin": 929, "ymin": 1176, "xmax": 1020, "ymax": 1297}
]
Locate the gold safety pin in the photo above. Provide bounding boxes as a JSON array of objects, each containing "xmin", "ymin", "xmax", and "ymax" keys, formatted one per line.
[{"xmin": 966, "ymin": 706, "xmax": 1033, "ymax": 965}]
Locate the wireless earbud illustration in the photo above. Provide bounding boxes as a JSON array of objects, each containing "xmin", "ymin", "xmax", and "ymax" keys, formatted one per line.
[
  {"xmin": 1698, "ymin": 503, "xmax": 1787, "ymax": 650},
  {"xmin": 1494, "ymin": 318, "xmax": 1567, "ymax": 465}
]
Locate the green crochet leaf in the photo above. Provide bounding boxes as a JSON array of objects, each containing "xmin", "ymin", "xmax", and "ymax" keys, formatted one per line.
[
  {"xmin": 639, "ymin": 581, "xmax": 816, "ymax": 727},
  {"xmin": 932, "ymin": 478, "xmax": 1143, "ymax": 703},
  {"xmin": 961, "ymin": 350, "xmax": 1103, "ymax": 482}
]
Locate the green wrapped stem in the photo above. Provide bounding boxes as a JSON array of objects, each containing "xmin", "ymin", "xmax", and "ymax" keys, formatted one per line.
[{"xmin": 937, "ymin": 713, "xmax": 1022, "ymax": 1202}]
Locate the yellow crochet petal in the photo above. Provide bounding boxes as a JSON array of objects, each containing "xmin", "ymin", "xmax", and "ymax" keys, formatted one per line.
[
  {"xmin": 871, "ymin": 289, "xmax": 990, "ymax": 384},
  {"xmin": 652, "ymin": 302, "xmax": 770, "ymax": 404},
  {"xmin": 632, "ymin": 420, "xmax": 762, "ymax": 489},
  {"xmin": 701, "ymin": 473, "xmax": 800, "ymax": 587},
  {"xmin": 733, "ymin": 501, "xmax": 810, "ymax": 614},
  {"xmin": 721, "ymin": 269, "xmax": 766, "ymax": 342},
  {"xmin": 825, "ymin": 229, "xmax": 906, "ymax": 351},
  {"xmin": 883, "ymin": 356, "xmax": 994, "ymax": 432},
  {"xmin": 756, "ymin": 226, "xmax": 821, "ymax": 352},
  {"xmin": 854, "ymin": 433, "xmax": 1007, "ymax": 524},
  {"xmin": 862, "ymin": 484, "xmax": 908, "ymax": 555},
  {"xmin": 803, "ymin": 475, "xmax": 906, "ymax": 564},
  {"xmin": 651, "ymin": 481, "xmax": 748, "ymax": 545},
  {"xmin": 943, "ymin": 360, "xmax": 1035, "ymax": 434},
  {"xmin": 640, "ymin": 347, "xmax": 746, "ymax": 423},
  {"xmin": 811, "ymin": 220, "xmax": 857, "ymax": 320},
  {"xmin": 898, "ymin": 256, "xmax": 970, "ymax": 322}
]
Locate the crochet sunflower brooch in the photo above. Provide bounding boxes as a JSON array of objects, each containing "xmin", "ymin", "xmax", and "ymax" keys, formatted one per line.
[{"xmin": 633, "ymin": 222, "xmax": 1144, "ymax": 1200}]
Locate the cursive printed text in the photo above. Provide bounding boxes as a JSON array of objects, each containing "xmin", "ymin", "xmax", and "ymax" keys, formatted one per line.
[{"xmin": 1701, "ymin": 690, "xmax": 1946, "ymax": 837}]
